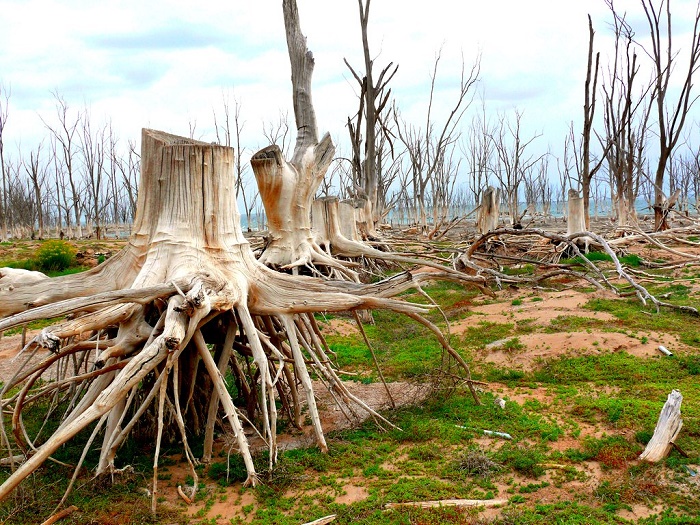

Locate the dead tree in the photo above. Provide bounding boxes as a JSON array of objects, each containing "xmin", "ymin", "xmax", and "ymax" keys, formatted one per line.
[
  {"xmin": 639, "ymin": 0, "xmax": 700, "ymax": 230},
  {"xmin": 251, "ymin": 0, "xmax": 344, "ymax": 273},
  {"xmin": 601, "ymin": 5, "xmax": 653, "ymax": 229},
  {"xmin": 0, "ymin": 83, "xmax": 9, "ymax": 242},
  {"xmin": 462, "ymin": 101, "xmax": 495, "ymax": 210},
  {"xmin": 476, "ymin": 186, "xmax": 500, "ymax": 234},
  {"xmin": 490, "ymin": 110, "xmax": 544, "ymax": 227},
  {"xmin": 566, "ymin": 189, "xmax": 588, "ymax": 252},
  {"xmin": 639, "ymin": 390, "xmax": 683, "ymax": 462},
  {"xmin": 345, "ymin": 0, "xmax": 398, "ymax": 227},
  {"xmin": 0, "ymin": 129, "xmax": 479, "ymax": 507},
  {"xmin": 24, "ymin": 142, "xmax": 47, "ymax": 239},
  {"xmin": 80, "ymin": 113, "xmax": 109, "ymax": 239},
  {"xmin": 42, "ymin": 93, "xmax": 83, "ymax": 239},
  {"xmin": 213, "ymin": 90, "xmax": 256, "ymax": 231},
  {"xmin": 579, "ymin": 15, "xmax": 608, "ymax": 228},
  {"xmin": 395, "ymin": 51, "xmax": 480, "ymax": 232}
]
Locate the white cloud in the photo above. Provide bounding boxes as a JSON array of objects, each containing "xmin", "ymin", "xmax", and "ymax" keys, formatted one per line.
[{"xmin": 1, "ymin": 0, "xmax": 699, "ymax": 173}]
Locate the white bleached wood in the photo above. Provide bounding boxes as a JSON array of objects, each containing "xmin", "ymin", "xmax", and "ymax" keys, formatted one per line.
[{"xmin": 639, "ymin": 390, "xmax": 683, "ymax": 462}]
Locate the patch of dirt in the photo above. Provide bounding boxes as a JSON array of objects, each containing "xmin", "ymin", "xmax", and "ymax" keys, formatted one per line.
[
  {"xmin": 319, "ymin": 317, "xmax": 359, "ymax": 337},
  {"xmin": 452, "ymin": 289, "xmax": 619, "ymax": 332},
  {"xmin": 0, "ymin": 330, "xmax": 52, "ymax": 383},
  {"xmin": 482, "ymin": 330, "xmax": 680, "ymax": 371}
]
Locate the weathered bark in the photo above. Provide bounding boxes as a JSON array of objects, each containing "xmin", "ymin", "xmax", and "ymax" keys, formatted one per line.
[
  {"xmin": 338, "ymin": 201, "xmax": 362, "ymax": 242},
  {"xmin": 251, "ymin": 140, "xmax": 344, "ymax": 273},
  {"xmin": 252, "ymin": 0, "xmax": 339, "ymax": 272},
  {"xmin": 477, "ymin": 186, "xmax": 500, "ymax": 234}
]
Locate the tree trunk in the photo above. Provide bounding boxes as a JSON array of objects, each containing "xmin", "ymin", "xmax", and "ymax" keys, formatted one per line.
[
  {"xmin": 251, "ymin": 138, "xmax": 340, "ymax": 272},
  {"xmin": 477, "ymin": 186, "xmax": 500, "ymax": 234},
  {"xmin": 252, "ymin": 0, "xmax": 342, "ymax": 273},
  {"xmin": 566, "ymin": 189, "xmax": 586, "ymax": 237}
]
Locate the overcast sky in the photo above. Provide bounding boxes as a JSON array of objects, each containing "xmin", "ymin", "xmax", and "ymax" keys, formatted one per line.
[{"xmin": 2, "ymin": 0, "xmax": 699, "ymax": 172}]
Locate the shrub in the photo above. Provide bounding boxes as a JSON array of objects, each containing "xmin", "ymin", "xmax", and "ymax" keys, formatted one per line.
[
  {"xmin": 34, "ymin": 240, "xmax": 76, "ymax": 272},
  {"xmin": 448, "ymin": 449, "xmax": 502, "ymax": 479}
]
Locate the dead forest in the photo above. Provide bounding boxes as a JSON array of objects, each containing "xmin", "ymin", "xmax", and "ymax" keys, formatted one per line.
[{"xmin": 0, "ymin": 0, "xmax": 700, "ymax": 523}]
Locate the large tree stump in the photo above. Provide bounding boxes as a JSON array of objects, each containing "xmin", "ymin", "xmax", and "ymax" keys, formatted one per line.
[{"xmin": 0, "ymin": 129, "xmax": 448, "ymax": 507}]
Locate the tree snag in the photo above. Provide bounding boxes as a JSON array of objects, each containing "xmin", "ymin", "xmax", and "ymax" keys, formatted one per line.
[
  {"xmin": 476, "ymin": 186, "xmax": 500, "ymax": 234},
  {"xmin": 251, "ymin": 0, "xmax": 340, "ymax": 273},
  {"xmin": 638, "ymin": 389, "xmax": 683, "ymax": 462}
]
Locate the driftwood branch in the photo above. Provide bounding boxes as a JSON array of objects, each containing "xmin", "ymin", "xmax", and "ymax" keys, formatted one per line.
[
  {"xmin": 301, "ymin": 515, "xmax": 337, "ymax": 525},
  {"xmin": 384, "ymin": 498, "xmax": 508, "ymax": 509},
  {"xmin": 39, "ymin": 505, "xmax": 78, "ymax": 525}
]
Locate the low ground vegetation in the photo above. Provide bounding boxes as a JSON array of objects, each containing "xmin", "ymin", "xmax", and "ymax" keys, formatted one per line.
[{"xmin": 1, "ymin": 233, "xmax": 699, "ymax": 525}]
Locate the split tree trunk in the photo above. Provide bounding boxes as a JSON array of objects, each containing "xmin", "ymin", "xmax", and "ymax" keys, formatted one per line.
[{"xmin": 252, "ymin": 0, "xmax": 340, "ymax": 273}]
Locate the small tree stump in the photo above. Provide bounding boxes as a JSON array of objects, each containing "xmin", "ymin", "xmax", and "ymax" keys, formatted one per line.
[
  {"xmin": 477, "ymin": 186, "xmax": 500, "ymax": 234},
  {"xmin": 639, "ymin": 389, "xmax": 683, "ymax": 462}
]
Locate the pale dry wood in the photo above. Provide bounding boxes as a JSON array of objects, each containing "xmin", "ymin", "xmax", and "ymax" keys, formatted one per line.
[
  {"xmin": 566, "ymin": 189, "xmax": 587, "ymax": 237},
  {"xmin": 251, "ymin": 0, "xmax": 338, "ymax": 271},
  {"xmin": 177, "ymin": 485, "xmax": 193, "ymax": 505},
  {"xmin": 202, "ymin": 323, "xmax": 237, "ymax": 463},
  {"xmin": 301, "ymin": 515, "xmax": 336, "ymax": 525},
  {"xmin": 0, "ymin": 128, "xmax": 484, "ymax": 510},
  {"xmin": 461, "ymin": 227, "xmax": 699, "ymax": 316},
  {"xmin": 39, "ymin": 505, "xmax": 78, "ymax": 525},
  {"xmin": 384, "ymin": 498, "xmax": 508, "ymax": 509},
  {"xmin": 477, "ymin": 186, "xmax": 500, "ymax": 234},
  {"xmin": 639, "ymin": 389, "xmax": 683, "ymax": 462}
]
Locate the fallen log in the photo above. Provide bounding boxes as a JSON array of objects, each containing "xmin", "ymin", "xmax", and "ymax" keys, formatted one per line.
[{"xmin": 384, "ymin": 498, "xmax": 508, "ymax": 510}]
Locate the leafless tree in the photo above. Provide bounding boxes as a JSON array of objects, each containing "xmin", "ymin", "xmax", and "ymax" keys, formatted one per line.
[
  {"xmin": 214, "ymin": 91, "xmax": 257, "ymax": 231},
  {"xmin": 490, "ymin": 110, "xmax": 544, "ymax": 226},
  {"xmin": 117, "ymin": 140, "xmax": 139, "ymax": 224},
  {"xmin": 42, "ymin": 92, "xmax": 83, "ymax": 238},
  {"xmin": 395, "ymin": 51, "xmax": 480, "ymax": 231},
  {"xmin": 557, "ymin": 128, "xmax": 579, "ymax": 218},
  {"xmin": 344, "ymin": 0, "xmax": 399, "ymax": 225},
  {"xmin": 6, "ymin": 158, "xmax": 33, "ymax": 236},
  {"xmin": 49, "ymin": 134, "xmax": 67, "ymax": 235},
  {"xmin": 579, "ymin": 15, "xmax": 609, "ymax": 227},
  {"xmin": 0, "ymin": 83, "xmax": 9, "ymax": 241},
  {"xmin": 24, "ymin": 141, "xmax": 48, "ymax": 239},
  {"xmin": 524, "ymin": 154, "xmax": 552, "ymax": 219},
  {"xmin": 601, "ymin": 5, "xmax": 653, "ymax": 228},
  {"xmin": 461, "ymin": 99, "xmax": 495, "ymax": 209},
  {"xmin": 106, "ymin": 122, "xmax": 124, "ymax": 237},
  {"xmin": 429, "ymin": 140, "xmax": 461, "ymax": 230},
  {"xmin": 638, "ymin": 0, "xmax": 700, "ymax": 230},
  {"xmin": 80, "ymin": 112, "xmax": 109, "ymax": 238},
  {"xmin": 261, "ymin": 110, "xmax": 291, "ymax": 157}
]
